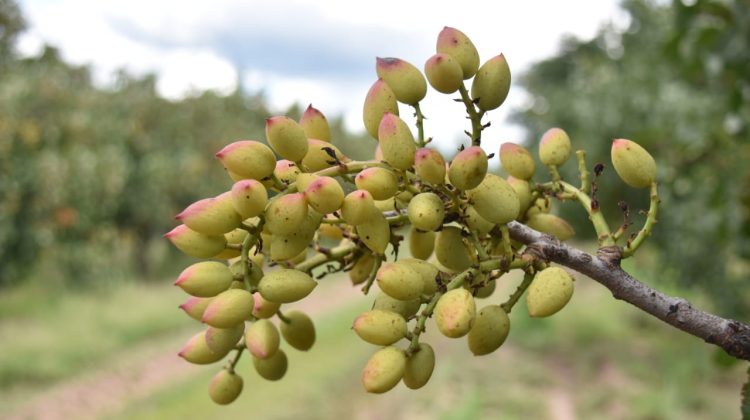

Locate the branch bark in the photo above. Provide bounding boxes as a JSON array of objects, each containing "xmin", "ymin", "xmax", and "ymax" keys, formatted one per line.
[{"xmin": 507, "ymin": 221, "xmax": 750, "ymax": 361}]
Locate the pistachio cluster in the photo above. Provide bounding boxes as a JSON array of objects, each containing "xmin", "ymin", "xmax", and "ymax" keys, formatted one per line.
[{"xmin": 166, "ymin": 26, "xmax": 659, "ymax": 403}]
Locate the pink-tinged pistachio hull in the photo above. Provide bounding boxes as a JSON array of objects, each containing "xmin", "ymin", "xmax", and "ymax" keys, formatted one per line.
[
  {"xmin": 201, "ymin": 289, "xmax": 254, "ymax": 328},
  {"xmin": 363, "ymin": 79, "xmax": 399, "ymax": 139},
  {"xmin": 471, "ymin": 54, "xmax": 511, "ymax": 111},
  {"xmin": 376, "ymin": 262, "xmax": 423, "ymax": 301},
  {"xmin": 375, "ymin": 57, "xmax": 427, "ymax": 105},
  {"xmin": 377, "ymin": 112, "xmax": 416, "ymax": 170},
  {"xmin": 436, "ymin": 26, "xmax": 480, "ymax": 79},
  {"xmin": 424, "ymin": 53, "xmax": 463, "ymax": 94},
  {"xmin": 304, "ymin": 176, "xmax": 344, "ymax": 214},
  {"xmin": 175, "ymin": 192, "xmax": 242, "ymax": 236},
  {"xmin": 165, "ymin": 224, "xmax": 226, "ymax": 258},
  {"xmin": 414, "ymin": 147, "xmax": 446, "ymax": 184},
  {"xmin": 434, "ymin": 288, "xmax": 476, "ymax": 338},
  {"xmin": 299, "ymin": 104, "xmax": 331, "ymax": 142},
  {"xmin": 361, "ymin": 346, "xmax": 406, "ymax": 393},
  {"xmin": 178, "ymin": 331, "xmax": 229, "ymax": 365},
  {"xmin": 499, "ymin": 142, "xmax": 535, "ymax": 180},
  {"xmin": 175, "ymin": 261, "xmax": 233, "ymax": 297},
  {"xmin": 230, "ymin": 179, "xmax": 267, "ymax": 219},
  {"xmin": 245, "ymin": 319, "xmax": 280, "ymax": 359},
  {"xmin": 353, "ymin": 309, "xmax": 407, "ymax": 346},
  {"xmin": 448, "ymin": 146, "xmax": 488, "ymax": 191},
  {"xmin": 301, "ymin": 138, "xmax": 349, "ymax": 172},
  {"xmin": 539, "ymin": 128, "xmax": 571, "ymax": 166},
  {"xmin": 611, "ymin": 139, "xmax": 656, "ymax": 188},
  {"xmin": 215, "ymin": 140, "xmax": 276, "ymax": 180},
  {"xmin": 341, "ymin": 189, "xmax": 379, "ymax": 226},
  {"xmin": 265, "ymin": 116, "xmax": 308, "ymax": 162}
]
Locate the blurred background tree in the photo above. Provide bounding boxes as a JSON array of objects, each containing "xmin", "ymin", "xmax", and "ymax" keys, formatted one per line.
[{"xmin": 512, "ymin": 0, "xmax": 750, "ymax": 319}]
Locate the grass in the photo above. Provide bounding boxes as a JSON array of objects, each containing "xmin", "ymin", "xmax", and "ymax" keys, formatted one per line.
[{"xmin": 2, "ymin": 266, "xmax": 747, "ymax": 419}]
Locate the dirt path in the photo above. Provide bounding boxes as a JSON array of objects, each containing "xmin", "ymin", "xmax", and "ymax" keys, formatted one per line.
[{"xmin": 9, "ymin": 279, "xmax": 361, "ymax": 420}]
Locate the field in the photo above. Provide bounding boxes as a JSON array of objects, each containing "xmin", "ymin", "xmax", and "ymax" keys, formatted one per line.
[{"xmin": 1, "ymin": 264, "xmax": 746, "ymax": 420}]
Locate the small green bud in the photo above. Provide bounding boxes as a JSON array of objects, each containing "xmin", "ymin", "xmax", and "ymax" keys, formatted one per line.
[
  {"xmin": 376, "ymin": 262, "xmax": 424, "ymax": 301},
  {"xmin": 434, "ymin": 288, "xmax": 476, "ymax": 338},
  {"xmin": 408, "ymin": 227, "xmax": 435, "ymax": 261},
  {"xmin": 355, "ymin": 167, "xmax": 398, "ymax": 200},
  {"xmin": 356, "ymin": 212, "xmax": 390, "ymax": 255},
  {"xmin": 436, "ymin": 26, "xmax": 480, "ymax": 79},
  {"xmin": 466, "ymin": 173, "xmax": 520, "ymax": 225},
  {"xmin": 265, "ymin": 116, "xmax": 309, "ymax": 162},
  {"xmin": 500, "ymin": 143, "xmax": 535, "ymax": 180},
  {"xmin": 353, "ymin": 309, "xmax": 407, "ymax": 346},
  {"xmin": 611, "ymin": 138, "xmax": 656, "ymax": 188},
  {"xmin": 467, "ymin": 305, "xmax": 510, "ymax": 356},
  {"xmin": 525, "ymin": 196, "xmax": 551, "ymax": 217},
  {"xmin": 526, "ymin": 213, "xmax": 575, "ymax": 241},
  {"xmin": 373, "ymin": 292, "xmax": 421, "ymax": 319},
  {"xmin": 527, "ymin": 267, "xmax": 574, "ymax": 318},
  {"xmin": 179, "ymin": 296, "xmax": 213, "ymax": 322},
  {"xmin": 252, "ymin": 293, "xmax": 281, "ymax": 319},
  {"xmin": 407, "ymin": 192, "xmax": 445, "ymax": 232},
  {"xmin": 230, "ymin": 179, "xmax": 268, "ymax": 219},
  {"xmin": 299, "ymin": 104, "xmax": 331, "ymax": 142},
  {"xmin": 202, "ymin": 289, "xmax": 254, "ymax": 328},
  {"xmin": 304, "ymin": 176, "xmax": 344, "ymax": 214},
  {"xmin": 341, "ymin": 190, "xmax": 379, "ymax": 226},
  {"xmin": 414, "ymin": 147, "xmax": 446, "ymax": 184},
  {"xmin": 376, "ymin": 57, "xmax": 427, "ymax": 105},
  {"xmin": 403, "ymin": 343, "xmax": 435, "ymax": 389},
  {"xmin": 265, "ymin": 193, "xmax": 309, "ymax": 235},
  {"xmin": 349, "ymin": 253, "xmax": 376, "ymax": 285},
  {"xmin": 205, "ymin": 323, "xmax": 244, "ymax": 354},
  {"xmin": 435, "ymin": 226, "xmax": 473, "ymax": 272},
  {"xmin": 258, "ymin": 268, "xmax": 317, "ymax": 304},
  {"xmin": 448, "ymin": 146, "xmax": 488, "ymax": 191},
  {"xmin": 400, "ymin": 258, "xmax": 439, "ymax": 296},
  {"xmin": 539, "ymin": 128, "xmax": 571, "ymax": 167},
  {"xmin": 424, "ymin": 53, "xmax": 464, "ymax": 94},
  {"xmin": 165, "ymin": 224, "xmax": 226, "ymax": 259},
  {"xmin": 302, "ymin": 139, "xmax": 349, "ymax": 172},
  {"xmin": 363, "ymin": 79, "xmax": 399, "ymax": 139},
  {"xmin": 245, "ymin": 319, "xmax": 280, "ymax": 359},
  {"xmin": 280, "ymin": 310, "xmax": 316, "ymax": 351},
  {"xmin": 215, "ymin": 140, "xmax": 276, "ymax": 181},
  {"xmin": 176, "ymin": 192, "xmax": 242, "ymax": 236},
  {"xmin": 178, "ymin": 331, "xmax": 228, "ymax": 364},
  {"xmin": 378, "ymin": 113, "xmax": 416, "ymax": 170},
  {"xmin": 470, "ymin": 54, "xmax": 511, "ymax": 111},
  {"xmin": 361, "ymin": 346, "xmax": 406, "ymax": 394},
  {"xmin": 253, "ymin": 349, "xmax": 288, "ymax": 381},
  {"xmin": 175, "ymin": 261, "xmax": 233, "ymax": 298},
  {"xmin": 208, "ymin": 369, "xmax": 243, "ymax": 405}
]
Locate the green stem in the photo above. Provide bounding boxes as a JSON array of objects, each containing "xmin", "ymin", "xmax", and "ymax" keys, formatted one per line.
[
  {"xmin": 240, "ymin": 226, "xmax": 261, "ymax": 292},
  {"xmin": 468, "ymin": 229, "xmax": 489, "ymax": 262},
  {"xmin": 499, "ymin": 225, "xmax": 512, "ymax": 258},
  {"xmin": 413, "ymin": 103, "xmax": 426, "ymax": 147},
  {"xmin": 295, "ymin": 242, "xmax": 357, "ymax": 273},
  {"xmin": 500, "ymin": 271, "xmax": 534, "ymax": 313},
  {"xmin": 361, "ymin": 255, "xmax": 383, "ymax": 295},
  {"xmin": 622, "ymin": 182, "xmax": 659, "ymax": 258},
  {"xmin": 276, "ymin": 309, "xmax": 291, "ymax": 324},
  {"xmin": 576, "ymin": 150, "xmax": 590, "ymax": 194},
  {"xmin": 458, "ymin": 84, "xmax": 485, "ymax": 146},
  {"xmin": 227, "ymin": 347, "xmax": 244, "ymax": 373},
  {"xmin": 539, "ymin": 180, "xmax": 614, "ymax": 246}
]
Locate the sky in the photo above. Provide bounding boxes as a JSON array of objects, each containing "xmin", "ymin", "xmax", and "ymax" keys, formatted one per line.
[{"xmin": 16, "ymin": 0, "xmax": 625, "ymax": 156}]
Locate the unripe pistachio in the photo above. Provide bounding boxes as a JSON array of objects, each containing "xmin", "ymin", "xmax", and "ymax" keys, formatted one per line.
[
  {"xmin": 506, "ymin": 176, "xmax": 533, "ymax": 215},
  {"xmin": 245, "ymin": 319, "xmax": 280, "ymax": 359},
  {"xmin": 355, "ymin": 167, "xmax": 398, "ymax": 200},
  {"xmin": 465, "ymin": 206, "xmax": 495, "ymax": 236},
  {"xmin": 400, "ymin": 258, "xmax": 439, "ymax": 296},
  {"xmin": 539, "ymin": 128, "xmax": 571, "ymax": 166},
  {"xmin": 467, "ymin": 305, "xmax": 510, "ymax": 356},
  {"xmin": 317, "ymin": 222, "xmax": 343, "ymax": 241},
  {"xmin": 448, "ymin": 146, "xmax": 488, "ymax": 191},
  {"xmin": 274, "ymin": 160, "xmax": 301, "ymax": 185},
  {"xmin": 294, "ymin": 173, "xmax": 319, "ymax": 194},
  {"xmin": 361, "ymin": 346, "xmax": 406, "ymax": 394},
  {"xmin": 470, "ymin": 54, "xmax": 511, "ymax": 111},
  {"xmin": 378, "ymin": 113, "xmax": 416, "ymax": 170},
  {"xmin": 473, "ymin": 279, "xmax": 497, "ymax": 299},
  {"xmin": 414, "ymin": 148, "xmax": 446, "ymax": 184},
  {"xmin": 434, "ymin": 288, "xmax": 476, "ymax": 338},
  {"xmin": 205, "ymin": 323, "xmax": 244, "ymax": 354},
  {"xmin": 175, "ymin": 261, "xmax": 233, "ymax": 297},
  {"xmin": 376, "ymin": 262, "xmax": 424, "ymax": 301},
  {"xmin": 363, "ymin": 79, "xmax": 399, "ymax": 139},
  {"xmin": 374, "ymin": 198, "xmax": 396, "ymax": 213},
  {"xmin": 526, "ymin": 196, "xmax": 551, "ymax": 217},
  {"xmin": 165, "ymin": 224, "xmax": 226, "ymax": 259},
  {"xmin": 215, "ymin": 140, "xmax": 276, "ymax": 181},
  {"xmin": 356, "ymin": 212, "xmax": 390, "ymax": 254},
  {"xmin": 202, "ymin": 289, "xmax": 254, "ymax": 328},
  {"xmin": 299, "ymin": 104, "xmax": 331, "ymax": 142},
  {"xmin": 252, "ymin": 293, "xmax": 281, "ymax": 319},
  {"xmin": 253, "ymin": 349, "xmax": 288, "ymax": 381},
  {"xmin": 230, "ymin": 179, "xmax": 268, "ymax": 219},
  {"xmin": 265, "ymin": 116, "xmax": 309, "ymax": 162},
  {"xmin": 280, "ymin": 310, "xmax": 316, "ymax": 351},
  {"xmin": 178, "ymin": 331, "xmax": 228, "ymax": 364},
  {"xmin": 500, "ymin": 143, "xmax": 535, "ymax": 180},
  {"xmin": 403, "ymin": 342, "xmax": 435, "ymax": 389},
  {"xmin": 224, "ymin": 228, "xmax": 248, "ymax": 245},
  {"xmin": 208, "ymin": 369, "xmax": 243, "ymax": 405},
  {"xmin": 373, "ymin": 292, "xmax": 421, "ymax": 319},
  {"xmin": 407, "ymin": 193, "xmax": 445, "ymax": 231},
  {"xmin": 180, "ymin": 296, "xmax": 213, "ymax": 322},
  {"xmin": 353, "ymin": 309, "xmax": 407, "ymax": 346},
  {"xmin": 350, "ymin": 253, "xmax": 376, "ymax": 285},
  {"xmin": 269, "ymin": 232, "xmax": 310, "ymax": 262},
  {"xmin": 435, "ymin": 226, "xmax": 473, "ymax": 272},
  {"xmin": 265, "ymin": 193, "xmax": 308, "ymax": 235},
  {"xmin": 176, "ymin": 192, "xmax": 242, "ymax": 236},
  {"xmin": 436, "ymin": 27, "xmax": 480, "ymax": 79},
  {"xmin": 526, "ymin": 213, "xmax": 575, "ymax": 241},
  {"xmin": 408, "ymin": 228, "xmax": 435, "ymax": 260},
  {"xmin": 424, "ymin": 53, "xmax": 463, "ymax": 94},
  {"xmin": 342, "ymin": 190, "xmax": 379, "ymax": 226},
  {"xmin": 611, "ymin": 138, "xmax": 656, "ymax": 188},
  {"xmin": 258, "ymin": 268, "xmax": 317, "ymax": 303},
  {"xmin": 376, "ymin": 57, "xmax": 427, "ymax": 105},
  {"xmin": 527, "ymin": 267, "xmax": 574, "ymax": 317},
  {"xmin": 302, "ymin": 139, "xmax": 349, "ymax": 172},
  {"xmin": 466, "ymin": 173, "xmax": 520, "ymax": 225},
  {"xmin": 303, "ymin": 176, "xmax": 344, "ymax": 214}
]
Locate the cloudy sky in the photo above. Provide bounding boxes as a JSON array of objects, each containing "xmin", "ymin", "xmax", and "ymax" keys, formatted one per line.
[{"xmin": 17, "ymin": 0, "xmax": 624, "ymax": 155}]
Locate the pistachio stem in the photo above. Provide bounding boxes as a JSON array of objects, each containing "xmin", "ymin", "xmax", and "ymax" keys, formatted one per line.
[
  {"xmin": 361, "ymin": 255, "xmax": 383, "ymax": 295},
  {"xmin": 458, "ymin": 84, "xmax": 484, "ymax": 146},
  {"xmin": 576, "ymin": 150, "xmax": 591, "ymax": 194},
  {"xmin": 295, "ymin": 242, "xmax": 357, "ymax": 273},
  {"xmin": 500, "ymin": 270, "xmax": 534, "ymax": 313},
  {"xmin": 622, "ymin": 182, "xmax": 659, "ymax": 258},
  {"xmin": 539, "ymin": 180, "xmax": 614, "ymax": 246},
  {"xmin": 413, "ymin": 103, "xmax": 426, "ymax": 147}
]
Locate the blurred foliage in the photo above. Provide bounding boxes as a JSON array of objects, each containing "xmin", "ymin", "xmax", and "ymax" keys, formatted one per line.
[
  {"xmin": 0, "ymin": 2, "xmax": 371, "ymax": 287},
  {"xmin": 512, "ymin": 0, "xmax": 750, "ymax": 318}
]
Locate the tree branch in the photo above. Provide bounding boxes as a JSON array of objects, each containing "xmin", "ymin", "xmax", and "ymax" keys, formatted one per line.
[{"xmin": 507, "ymin": 221, "xmax": 750, "ymax": 361}]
